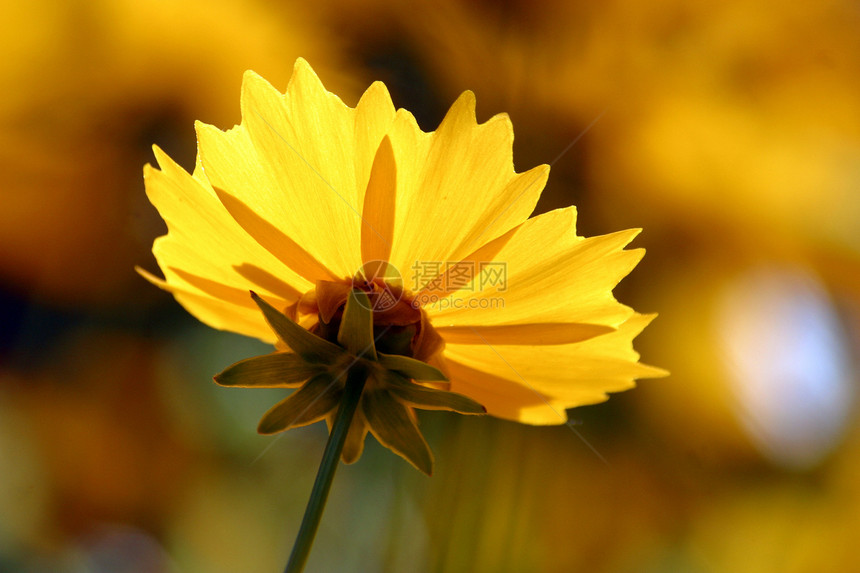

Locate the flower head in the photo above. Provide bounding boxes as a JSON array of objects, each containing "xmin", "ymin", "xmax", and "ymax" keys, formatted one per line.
[{"xmin": 140, "ymin": 59, "xmax": 664, "ymax": 473}]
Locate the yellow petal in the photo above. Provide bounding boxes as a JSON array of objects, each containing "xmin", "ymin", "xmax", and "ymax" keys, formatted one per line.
[
  {"xmin": 353, "ymin": 81, "xmax": 400, "ymax": 215},
  {"xmin": 445, "ymin": 360, "xmax": 571, "ymax": 425},
  {"xmin": 444, "ymin": 314, "xmax": 667, "ymax": 424},
  {"xmin": 211, "ymin": 185, "xmax": 343, "ymax": 285},
  {"xmin": 433, "ymin": 323, "xmax": 615, "ymax": 346},
  {"xmin": 425, "ymin": 207, "xmax": 643, "ymax": 332},
  {"xmin": 360, "ymin": 135, "xmax": 396, "ymax": 264},
  {"xmin": 384, "ymin": 93, "xmax": 549, "ymax": 285},
  {"xmin": 144, "ymin": 146, "xmax": 311, "ymax": 322},
  {"xmin": 137, "ymin": 267, "xmax": 279, "ymax": 342},
  {"xmin": 196, "ymin": 60, "xmax": 397, "ymax": 280}
]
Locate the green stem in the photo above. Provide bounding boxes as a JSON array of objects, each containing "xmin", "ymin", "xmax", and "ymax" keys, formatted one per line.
[{"xmin": 284, "ymin": 366, "xmax": 367, "ymax": 573}]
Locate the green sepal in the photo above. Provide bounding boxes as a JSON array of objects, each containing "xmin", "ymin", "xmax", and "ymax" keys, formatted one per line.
[
  {"xmin": 214, "ymin": 352, "xmax": 324, "ymax": 388},
  {"xmin": 383, "ymin": 370, "xmax": 486, "ymax": 414},
  {"xmin": 251, "ymin": 291, "xmax": 344, "ymax": 364},
  {"xmin": 363, "ymin": 389, "xmax": 433, "ymax": 475},
  {"xmin": 337, "ymin": 289, "xmax": 377, "ymax": 359},
  {"xmin": 374, "ymin": 324, "xmax": 416, "ymax": 356},
  {"xmin": 257, "ymin": 373, "xmax": 341, "ymax": 434},
  {"xmin": 377, "ymin": 352, "xmax": 448, "ymax": 381},
  {"xmin": 326, "ymin": 408, "xmax": 369, "ymax": 465}
]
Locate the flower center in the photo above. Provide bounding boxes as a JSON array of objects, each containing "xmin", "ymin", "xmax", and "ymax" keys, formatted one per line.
[{"xmin": 289, "ymin": 278, "xmax": 444, "ymax": 362}]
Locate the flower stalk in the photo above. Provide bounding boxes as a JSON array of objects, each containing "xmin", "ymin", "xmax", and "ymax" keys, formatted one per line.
[{"xmin": 285, "ymin": 364, "xmax": 367, "ymax": 573}]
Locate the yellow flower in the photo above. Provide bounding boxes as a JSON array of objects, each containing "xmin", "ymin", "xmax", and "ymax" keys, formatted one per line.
[{"xmin": 139, "ymin": 59, "xmax": 664, "ymax": 473}]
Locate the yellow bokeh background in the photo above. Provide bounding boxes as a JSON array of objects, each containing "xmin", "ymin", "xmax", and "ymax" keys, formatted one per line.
[{"xmin": 2, "ymin": 1, "xmax": 858, "ymax": 571}]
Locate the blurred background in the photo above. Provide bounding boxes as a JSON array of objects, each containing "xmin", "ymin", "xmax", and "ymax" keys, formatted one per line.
[{"xmin": 2, "ymin": 0, "xmax": 859, "ymax": 571}]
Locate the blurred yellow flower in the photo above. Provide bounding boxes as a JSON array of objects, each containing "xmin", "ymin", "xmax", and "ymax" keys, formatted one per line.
[
  {"xmin": 0, "ymin": 0, "xmax": 352, "ymax": 306},
  {"xmin": 140, "ymin": 59, "xmax": 663, "ymax": 472}
]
